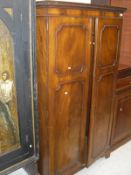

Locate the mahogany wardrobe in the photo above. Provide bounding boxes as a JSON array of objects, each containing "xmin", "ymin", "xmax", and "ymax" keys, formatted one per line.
[{"xmin": 36, "ymin": 1, "xmax": 126, "ymax": 175}]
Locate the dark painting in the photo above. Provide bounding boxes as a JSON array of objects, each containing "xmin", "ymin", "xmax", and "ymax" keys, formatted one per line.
[
  {"xmin": 0, "ymin": 18, "xmax": 20, "ymax": 155},
  {"xmin": 0, "ymin": 0, "xmax": 37, "ymax": 173}
]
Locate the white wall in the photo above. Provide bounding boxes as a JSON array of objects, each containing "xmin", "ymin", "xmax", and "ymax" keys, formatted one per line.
[{"xmin": 36, "ymin": 0, "xmax": 91, "ymax": 3}]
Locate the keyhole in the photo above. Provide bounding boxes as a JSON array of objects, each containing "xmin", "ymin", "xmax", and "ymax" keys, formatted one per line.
[
  {"xmin": 120, "ymin": 108, "xmax": 123, "ymax": 112},
  {"xmin": 64, "ymin": 92, "xmax": 68, "ymax": 95},
  {"xmin": 68, "ymin": 66, "xmax": 71, "ymax": 70}
]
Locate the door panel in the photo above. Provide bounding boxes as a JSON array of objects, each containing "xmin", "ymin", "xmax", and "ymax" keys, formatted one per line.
[
  {"xmin": 49, "ymin": 17, "xmax": 92, "ymax": 77},
  {"xmin": 111, "ymin": 94, "xmax": 131, "ymax": 145},
  {"xmin": 91, "ymin": 73, "xmax": 114, "ymax": 158},
  {"xmin": 95, "ymin": 18, "xmax": 122, "ymax": 69},
  {"xmin": 56, "ymin": 24, "xmax": 87, "ymax": 75},
  {"xmin": 54, "ymin": 81, "xmax": 84, "ymax": 174},
  {"xmin": 99, "ymin": 25, "xmax": 120, "ymax": 67}
]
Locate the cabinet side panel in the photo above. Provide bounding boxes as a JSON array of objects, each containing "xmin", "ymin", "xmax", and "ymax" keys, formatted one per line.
[{"xmin": 36, "ymin": 16, "xmax": 49, "ymax": 175}]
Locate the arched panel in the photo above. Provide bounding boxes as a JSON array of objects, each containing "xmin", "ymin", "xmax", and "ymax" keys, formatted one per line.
[{"xmin": 0, "ymin": 19, "xmax": 20, "ymax": 155}]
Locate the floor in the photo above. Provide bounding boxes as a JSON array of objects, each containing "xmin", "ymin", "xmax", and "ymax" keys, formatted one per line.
[{"xmin": 75, "ymin": 141, "xmax": 131, "ymax": 175}]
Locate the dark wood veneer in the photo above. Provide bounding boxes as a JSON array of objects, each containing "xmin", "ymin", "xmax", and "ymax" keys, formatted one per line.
[{"xmin": 118, "ymin": 64, "xmax": 131, "ymax": 79}]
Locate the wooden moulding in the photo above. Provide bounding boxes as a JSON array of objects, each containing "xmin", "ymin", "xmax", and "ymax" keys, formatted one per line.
[
  {"xmin": 36, "ymin": 1, "xmax": 126, "ymax": 13},
  {"xmin": 36, "ymin": 1, "xmax": 126, "ymax": 18}
]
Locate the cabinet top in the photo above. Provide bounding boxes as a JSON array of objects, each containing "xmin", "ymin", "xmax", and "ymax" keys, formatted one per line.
[{"xmin": 36, "ymin": 1, "xmax": 126, "ymax": 13}]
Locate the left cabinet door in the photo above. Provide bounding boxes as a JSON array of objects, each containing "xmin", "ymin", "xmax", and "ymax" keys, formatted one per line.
[
  {"xmin": 0, "ymin": 0, "xmax": 38, "ymax": 174},
  {"xmin": 37, "ymin": 16, "xmax": 93, "ymax": 175},
  {"xmin": 49, "ymin": 16, "xmax": 93, "ymax": 175}
]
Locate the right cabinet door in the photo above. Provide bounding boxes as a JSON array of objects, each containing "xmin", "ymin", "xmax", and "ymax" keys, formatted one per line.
[
  {"xmin": 111, "ymin": 91, "xmax": 131, "ymax": 147},
  {"xmin": 88, "ymin": 18, "xmax": 123, "ymax": 165}
]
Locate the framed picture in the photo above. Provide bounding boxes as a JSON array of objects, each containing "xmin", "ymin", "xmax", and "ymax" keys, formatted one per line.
[{"xmin": 0, "ymin": 0, "xmax": 38, "ymax": 174}]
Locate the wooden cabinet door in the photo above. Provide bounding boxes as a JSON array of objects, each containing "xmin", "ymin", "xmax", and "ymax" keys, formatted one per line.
[
  {"xmin": 88, "ymin": 18, "xmax": 123, "ymax": 165},
  {"xmin": 111, "ymin": 92, "xmax": 131, "ymax": 147},
  {"xmin": 48, "ymin": 17, "xmax": 93, "ymax": 175}
]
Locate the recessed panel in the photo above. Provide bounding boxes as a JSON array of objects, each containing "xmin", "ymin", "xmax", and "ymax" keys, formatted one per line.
[
  {"xmin": 99, "ymin": 25, "xmax": 119, "ymax": 67},
  {"xmin": 92, "ymin": 73, "xmax": 114, "ymax": 158},
  {"xmin": 56, "ymin": 25, "xmax": 87, "ymax": 75},
  {"xmin": 113, "ymin": 96, "xmax": 131, "ymax": 143},
  {"xmin": 54, "ymin": 81, "xmax": 84, "ymax": 173}
]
